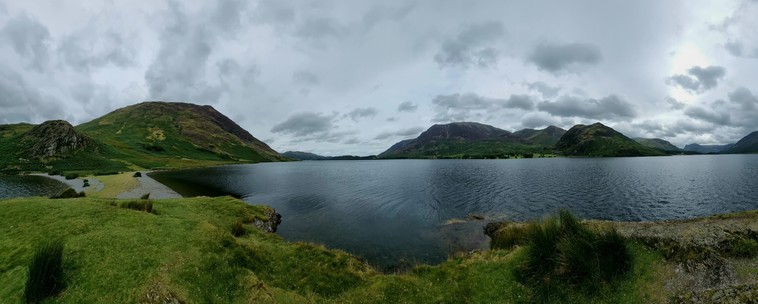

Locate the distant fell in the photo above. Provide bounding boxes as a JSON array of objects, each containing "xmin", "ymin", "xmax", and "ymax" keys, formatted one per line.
[
  {"xmin": 514, "ymin": 126, "xmax": 566, "ymax": 146},
  {"xmin": 555, "ymin": 123, "xmax": 663, "ymax": 157},
  {"xmin": 633, "ymin": 138, "xmax": 681, "ymax": 152},
  {"xmin": 683, "ymin": 143, "xmax": 735, "ymax": 154},
  {"xmin": 282, "ymin": 151, "xmax": 328, "ymax": 160},
  {"xmin": 724, "ymin": 131, "xmax": 758, "ymax": 154},
  {"xmin": 379, "ymin": 122, "xmax": 542, "ymax": 159}
]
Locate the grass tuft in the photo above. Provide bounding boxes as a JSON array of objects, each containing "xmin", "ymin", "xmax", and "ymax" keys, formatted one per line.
[
  {"xmin": 518, "ymin": 210, "xmax": 632, "ymax": 301},
  {"xmin": 140, "ymin": 193, "xmax": 151, "ymax": 200},
  {"xmin": 119, "ymin": 200, "xmax": 153, "ymax": 213},
  {"xmin": 50, "ymin": 188, "xmax": 85, "ymax": 199},
  {"xmin": 231, "ymin": 221, "xmax": 247, "ymax": 237},
  {"xmin": 24, "ymin": 239, "xmax": 65, "ymax": 303},
  {"xmin": 730, "ymin": 238, "xmax": 758, "ymax": 258}
]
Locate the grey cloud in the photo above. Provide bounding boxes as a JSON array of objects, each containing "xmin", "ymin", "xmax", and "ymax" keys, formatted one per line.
[
  {"xmin": 0, "ymin": 68, "xmax": 63, "ymax": 123},
  {"xmin": 521, "ymin": 113, "xmax": 560, "ymax": 129},
  {"xmin": 528, "ymin": 42, "xmax": 601, "ymax": 73},
  {"xmin": 347, "ymin": 107, "xmax": 378, "ymax": 122},
  {"xmin": 362, "ymin": 4, "xmax": 415, "ymax": 30},
  {"xmin": 397, "ymin": 101, "xmax": 418, "ymax": 112},
  {"xmin": 728, "ymin": 87, "xmax": 757, "ymax": 110},
  {"xmin": 432, "ymin": 92, "xmax": 532, "ymax": 122},
  {"xmin": 343, "ymin": 138, "xmax": 361, "ymax": 145},
  {"xmin": 58, "ymin": 31, "xmax": 135, "ymax": 72},
  {"xmin": 211, "ymin": 0, "xmax": 247, "ymax": 33},
  {"xmin": 684, "ymin": 106, "xmax": 731, "ymax": 125},
  {"xmin": 145, "ymin": 2, "xmax": 244, "ymax": 102},
  {"xmin": 527, "ymin": 82, "xmax": 561, "ymax": 98},
  {"xmin": 434, "ymin": 21, "xmax": 505, "ymax": 69},
  {"xmin": 251, "ymin": 0, "xmax": 295, "ymax": 26},
  {"xmin": 374, "ymin": 126, "xmax": 424, "ymax": 140},
  {"xmin": 504, "ymin": 94, "xmax": 534, "ymax": 110},
  {"xmin": 726, "ymin": 41, "xmax": 758, "ymax": 58},
  {"xmin": 537, "ymin": 95, "xmax": 636, "ymax": 120},
  {"xmin": 216, "ymin": 59, "xmax": 259, "ymax": 85},
  {"xmin": 1, "ymin": 14, "xmax": 51, "ymax": 71},
  {"xmin": 295, "ymin": 17, "xmax": 346, "ymax": 41},
  {"xmin": 271, "ymin": 111, "xmax": 337, "ymax": 137},
  {"xmin": 292, "ymin": 70, "xmax": 319, "ymax": 86},
  {"xmin": 665, "ymin": 96, "xmax": 686, "ymax": 110},
  {"xmin": 666, "ymin": 65, "xmax": 726, "ymax": 93}
]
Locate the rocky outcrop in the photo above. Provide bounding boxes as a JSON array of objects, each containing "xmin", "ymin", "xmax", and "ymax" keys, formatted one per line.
[
  {"xmin": 252, "ymin": 208, "xmax": 282, "ymax": 233},
  {"xmin": 23, "ymin": 120, "xmax": 93, "ymax": 158}
]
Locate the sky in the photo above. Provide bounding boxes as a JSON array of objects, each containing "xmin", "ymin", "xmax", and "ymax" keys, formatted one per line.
[{"xmin": 1, "ymin": 1, "xmax": 758, "ymax": 156}]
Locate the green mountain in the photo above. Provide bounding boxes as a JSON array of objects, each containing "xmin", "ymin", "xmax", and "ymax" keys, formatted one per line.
[
  {"xmin": 282, "ymin": 151, "xmax": 329, "ymax": 160},
  {"xmin": 633, "ymin": 138, "xmax": 681, "ymax": 152},
  {"xmin": 555, "ymin": 123, "xmax": 664, "ymax": 157},
  {"xmin": 0, "ymin": 101, "xmax": 284, "ymax": 174},
  {"xmin": 513, "ymin": 126, "xmax": 566, "ymax": 146},
  {"xmin": 378, "ymin": 122, "xmax": 544, "ymax": 159},
  {"xmin": 725, "ymin": 131, "xmax": 758, "ymax": 154},
  {"xmin": 683, "ymin": 143, "xmax": 735, "ymax": 154}
]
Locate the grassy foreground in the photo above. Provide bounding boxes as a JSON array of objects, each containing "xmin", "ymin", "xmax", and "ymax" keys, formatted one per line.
[{"xmin": 1, "ymin": 197, "xmax": 670, "ymax": 303}]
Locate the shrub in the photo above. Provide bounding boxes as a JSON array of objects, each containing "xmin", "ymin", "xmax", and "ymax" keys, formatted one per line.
[
  {"xmin": 731, "ymin": 238, "xmax": 758, "ymax": 258},
  {"xmin": 519, "ymin": 210, "xmax": 632, "ymax": 301},
  {"xmin": 140, "ymin": 193, "xmax": 150, "ymax": 200},
  {"xmin": 82, "ymin": 182, "xmax": 90, "ymax": 188},
  {"xmin": 64, "ymin": 173, "xmax": 79, "ymax": 180},
  {"xmin": 119, "ymin": 200, "xmax": 153, "ymax": 213},
  {"xmin": 50, "ymin": 188, "xmax": 85, "ymax": 199},
  {"xmin": 487, "ymin": 223, "xmax": 529, "ymax": 250},
  {"xmin": 231, "ymin": 221, "xmax": 247, "ymax": 237},
  {"xmin": 24, "ymin": 239, "xmax": 65, "ymax": 303},
  {"xmin": 133, "ymin": 172, "xmax": 142, "ymax": 178}
]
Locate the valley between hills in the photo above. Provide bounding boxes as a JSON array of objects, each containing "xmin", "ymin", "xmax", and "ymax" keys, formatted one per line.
[{"xmin": 2, "ymin": 101, "xmax": 758, "ymax": 303}]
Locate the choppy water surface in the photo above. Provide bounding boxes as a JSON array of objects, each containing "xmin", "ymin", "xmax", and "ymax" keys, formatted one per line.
[
  {"xmin": 0, "ymin": 175, "xmax": 70, "ymax": 199},
  {"xmin": 151, "ymin": 155, "xmax": 758, "ymax": 270}
]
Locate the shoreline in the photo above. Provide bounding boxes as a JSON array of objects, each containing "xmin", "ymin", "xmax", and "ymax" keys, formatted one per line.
[{"xmin": 34, "ymin": 171, "xmax": 182, "ymax": 199}]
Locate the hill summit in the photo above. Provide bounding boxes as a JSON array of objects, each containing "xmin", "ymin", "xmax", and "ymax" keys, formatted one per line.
[
  {"xmin": 555, "ymin": 123, "xmax": 663, "ymax": 157},
  {"xmin": 23, "ymin": 120, "xmax": 94, "ymax": 159}
]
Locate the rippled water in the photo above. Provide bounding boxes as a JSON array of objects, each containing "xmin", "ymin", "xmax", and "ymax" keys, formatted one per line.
[
  {"xmin": 151, "ymin": 155, "xmax": 758, "ymax": 269},
  {"xmin": 0, "ymin": 175, "xmax": 70, "ymax": 199}
]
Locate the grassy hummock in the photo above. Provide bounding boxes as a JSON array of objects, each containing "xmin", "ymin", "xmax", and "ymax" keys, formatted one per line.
[{"xmin": 0, "ymin": 197, "xmax": 671, "ymax": 303}]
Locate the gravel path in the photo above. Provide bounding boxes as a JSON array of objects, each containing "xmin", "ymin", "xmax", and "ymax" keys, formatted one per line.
[
  {"xmin": 33, "ymin": 174, "xmax": 104, "ymax": 193},
  {"xmin": 116, "ymin": 172, "xmax": 181, "ymax": 199}
]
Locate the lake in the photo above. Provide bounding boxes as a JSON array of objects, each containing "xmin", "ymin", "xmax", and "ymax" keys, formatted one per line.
[
  {"xmin": 0, "ymin": 175, "xmax": 70, "ymax": 199},
  {"xmin": 150, "ymin": 155, "xmax": 758, "ymax": 270}
]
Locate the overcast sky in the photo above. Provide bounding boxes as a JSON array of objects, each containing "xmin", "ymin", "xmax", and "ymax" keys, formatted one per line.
[{"xmin": 1, "ymin": 1, "xmax": 758, "ymax": 155}]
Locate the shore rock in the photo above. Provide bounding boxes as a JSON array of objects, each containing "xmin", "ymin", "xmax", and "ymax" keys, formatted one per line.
[{"xmin": 253, "ymin": 208, "xmax": 282, "ymax": 233}]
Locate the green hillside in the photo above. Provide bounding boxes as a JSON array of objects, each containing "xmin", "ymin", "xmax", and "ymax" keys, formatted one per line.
[
  {"xmin": 556, "ymin": 123, "xmax": 664, "ymax": 157},
  {"xmin": 76, "ymin": 102, "xmax": 284, "ymax": 170},
  {"xmin": 725, "ymin": 131, "xmax": 758, "ymax": 154},
  {"xmin": 513, "ymin": 126, "xmax": 566, "ymax": 146},
  {"xmin": 633, "ymin": 138, "xmax": 681, "ymax": 152}
]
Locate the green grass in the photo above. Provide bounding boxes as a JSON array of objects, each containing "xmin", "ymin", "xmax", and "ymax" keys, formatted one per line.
[
  {"xmin": 0, "ymin": 198, "xmax": 670, "ymax": 303},
  {"xmin": 382, "ymin": 139, "xmax": 549, "ymax": 159}
]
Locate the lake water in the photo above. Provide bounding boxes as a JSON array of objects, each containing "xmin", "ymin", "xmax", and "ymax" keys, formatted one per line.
[
  {"xmin": 150, "ymin": 155, "xmax": 758, "ymax": 270},
  {"xmin": 0, "ymin": 175, "xmax": 70, "ymax": 199}
]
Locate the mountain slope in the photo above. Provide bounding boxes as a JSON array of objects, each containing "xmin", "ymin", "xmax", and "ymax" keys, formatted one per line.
[
  {"xmin": 633, "ymin": 138, "xmax": 681, "ymax": 152},
  {"xmin": 725, "ymin": 131, "xmax": 758, "ymax": 154},
  {"xmin": 379, "ymin": 122, "xmax": 541, "ymax": 159},
  {"xmin": 514, "ymin": 126, "xmax": 566, "ymax": 146},
  {"xmin": 76, "ymin": 102, "xmax": 285, "ymax": 169},
  {"xmin": 555, "ymin": 123, "xmax": 664, "ymax": 157},
  {"xmin": 282, "ymin": 151, "xmax": 328, "ymax": 160},
  {"xmin": 683, "ymin": 143, "xmax": 735, "ymax": 154}
]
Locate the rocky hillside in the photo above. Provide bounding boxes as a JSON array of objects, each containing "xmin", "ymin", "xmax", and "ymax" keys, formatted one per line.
[
  {"xmin": 76, "ymin": 102, "xmax": 285, "ymax": 169},
  {"xmin": 378, "ymin": 122, "xmax": 541, "ymax": 159},
  {"xmin": 633, "ymin": 138, "xmax": 681, "ymax": 152},
  {"xmin": 683, "ymin": 143, "xmax": 735, "ymax": 154},
  {"xmin": 725, "ymin": 131, "xmax": 758, "ymax": 154},
  {"xmin": 513, "ymin": 126, "xmax": 566, "ymax": 146},
  {"xmin": 23, "ymin": 120, "xmax": 94, "ymax": 158},
  {"xmin": 555, "ymin": 123, "xmax": 663, "ymax": 157}
]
